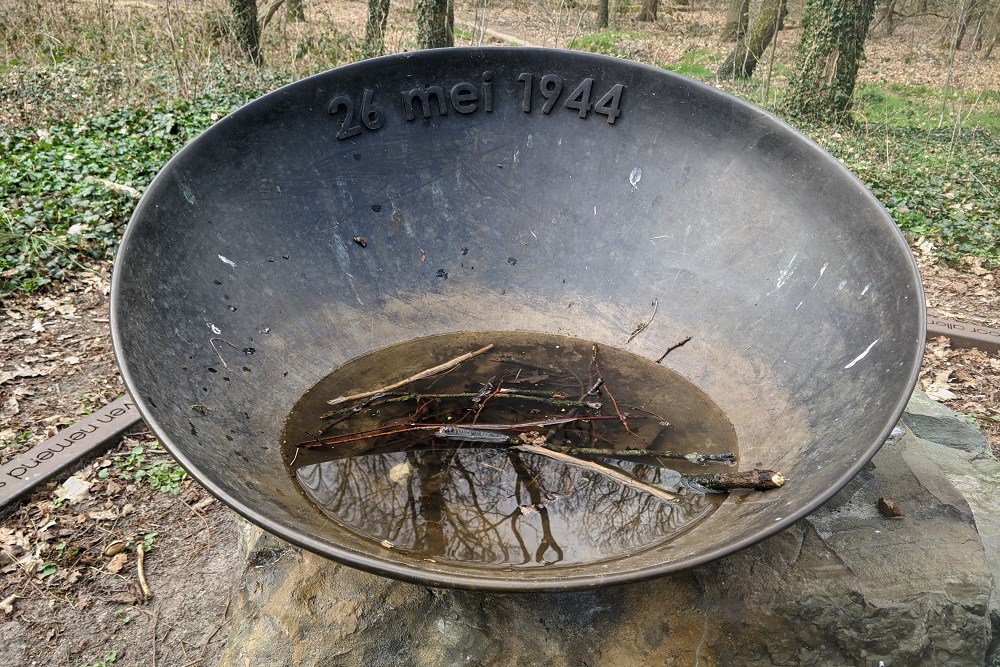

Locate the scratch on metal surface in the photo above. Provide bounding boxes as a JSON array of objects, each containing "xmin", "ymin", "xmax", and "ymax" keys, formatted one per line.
[
  {"xmin": 844, "ymin": 339, "xmax": 880, "ymax": 369},
  {"xmin": 811, "ymin": 262, "xmax": 829, "ymax": 289},
  {"xmin": 218, "ymin": 255, "xmax": 237, "ymax": 268},
  {"xmin": 774, "ymin": 253, "xmax": 799, "ymax": 291},
  {"xmin": 861, "ymin": 282, "xmax": 872, "ymax": 296}
]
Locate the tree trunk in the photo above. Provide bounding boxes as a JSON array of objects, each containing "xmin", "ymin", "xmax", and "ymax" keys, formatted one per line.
[
  {"xmin": 638, "ymin": 0, "xmax": 659, "ymax": 22},
  {"xmin": 417, "ymin": 0, "xmax": 453, "ymax": 48},
  {"xmin": 364, "ymin": 0, "xmax": 392, "ymax": 57},
  {"xmin": 598, "ymin": 0, "xmax": 609, "ymax": 28},
  {"xmin": 287, "ymin": 0, "xmax": 305, "ymax": 21},
  {"xmin": 229, "ymin": 0, "xmax": 263, "ymax": 66},
  {"xmin": 874, "ymin": 0, "xmax": 901, "ymax": 36},
  {"xmin": 717, "ymin": 0, "xmax": 786, "ymax": 79},
  {"xmin": 785, "ymin": 0, "xmax": 877, "ymax": 123},
  {"xmin": 721, "ymin": 0, "xmax": 750, "ymax": 40}
]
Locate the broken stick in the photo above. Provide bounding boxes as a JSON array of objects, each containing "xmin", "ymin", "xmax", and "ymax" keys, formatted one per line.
[
  {"xmin": 686, "ymin": 469, "xmax": 785, "ymax": 492},
  {"xmin": 326, "ymin": 344, "xmax": 495, "ymax": 406},
  {"xmin": 513, "ymin": 443, "xmax": 678, "ymax": 503}
]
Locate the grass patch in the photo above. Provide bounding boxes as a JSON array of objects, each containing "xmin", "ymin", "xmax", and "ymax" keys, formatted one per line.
[
  {"xmin": 855, "ymin": 83, "xmax": 1000, "ymax": 130},
  {"xmin": 98, "ymin": 443, "xmax": 187, "ymax": 494},
  {"xmin": 662, "ymin": 47, "xmax": 721, "ymax": 80},
  {"xmin": 568, "ymin": 30, "xmax": 644, "ymax": 58}
]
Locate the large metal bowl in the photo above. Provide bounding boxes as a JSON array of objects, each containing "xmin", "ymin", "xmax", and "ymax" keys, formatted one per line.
[{"xmin": 111, "ymin": 48, "xmax": 924, "ymax": 591}]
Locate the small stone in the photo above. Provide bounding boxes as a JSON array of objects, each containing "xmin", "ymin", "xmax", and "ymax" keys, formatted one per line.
[
  {"xmin": 103, "ymin": 540, "xmax": 126, "ymax": 557},
  {"xmin": 388, "ymin": 461, "xmax": 413, "ymax": 485},
  {"xmin": 877, "ymin": 497, "xmax": 904, "ymax": 518},
  {"xmin": 57, "ymin": 476, "xmax": 91, "ymax": 504}
]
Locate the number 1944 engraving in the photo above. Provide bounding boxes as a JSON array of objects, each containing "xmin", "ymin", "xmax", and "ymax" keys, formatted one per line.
[{"xmin": 517, "ymin": 73, "xmax": 624, "ymax": 123}]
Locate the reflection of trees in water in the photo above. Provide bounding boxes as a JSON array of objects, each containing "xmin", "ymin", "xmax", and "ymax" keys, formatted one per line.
[{"xmin": 295, "ymin": 448, "xmax": 713, "ymax": 567}]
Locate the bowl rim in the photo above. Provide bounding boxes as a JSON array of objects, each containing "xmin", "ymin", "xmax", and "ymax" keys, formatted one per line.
[{"xmin": 110, "ymin": 46, "xmax": 926, "ymax": 591}]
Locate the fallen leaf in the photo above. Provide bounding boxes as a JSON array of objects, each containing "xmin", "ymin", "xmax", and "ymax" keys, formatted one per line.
[
  {"xmin": 87, "ymin": 509, "xmax": 118, "ymax": 522},
  {"xmin": 106, "ymin": 552, "xmax": 127, "ymax": 573},
  {"xmin": 0, "ymin": 594, "xmax": 15, "ymax": 615},
  {"xmin": 30, "ymin": 319, "xmax": 46, "ymax": 333}
]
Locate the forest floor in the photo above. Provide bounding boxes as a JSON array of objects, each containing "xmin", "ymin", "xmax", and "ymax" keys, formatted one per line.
[{"xmin": 1, "ymin": 1, "xmax": 998, "ymax": 666}]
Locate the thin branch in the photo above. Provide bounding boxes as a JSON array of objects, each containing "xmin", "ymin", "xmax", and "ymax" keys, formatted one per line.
[
  {"xmin": 322, "ymin": 390, "xmax": 599, "ymax": 419},
  {"xmin": 626, "ymin": 298, "xmax": 658, "ymax": 343},
  {"xmin": 259, "ymin": 0, "xmax": 286, "ymax": 32},
  {"xmin": 513, "ymin": 444, "xmax": 678, "ymax": 502},
  {"xmin": 548, "ymin": 445, "xmax": 736, "ymax": 464},
  {"xmin": 327, "ymin": 344, "xmax": 495, "ymax": 405},
  {"xmin": 299, "ymin": 415, "xmax": 622, "ymax": 449},
  {"xmin": 656, "ymin": 336, "xmax": 692, "ymax": 363}
]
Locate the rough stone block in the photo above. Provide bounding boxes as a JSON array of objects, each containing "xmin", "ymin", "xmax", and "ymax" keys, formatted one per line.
[
  {"xmin": 221, "ymin": 393, "xmax": 1000, "ymax": 666},
  {"xmin": 902, "ymin": 391, "xmax": 989, "ymax": 455}
]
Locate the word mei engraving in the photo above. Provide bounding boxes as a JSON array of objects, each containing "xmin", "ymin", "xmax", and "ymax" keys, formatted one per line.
[{"xmin": 402, "ymin": 71, "xmax": 494, "ymax": 120}]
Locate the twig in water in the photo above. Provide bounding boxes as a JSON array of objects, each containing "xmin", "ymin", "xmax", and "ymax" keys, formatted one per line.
[
  {"xmin": 321, "ymin": 390, "xmax": 598, "ymax": 419},
  {"xmin": 656, "ymin": 336, "xmax": 692, "ymax": 363},
  {"xmin": 513, "ymin": 443, "xmax": 677, "ymax": 503},
  {"xmin": 327, "ymin": 344, "xmax": 495, "ymax": 405},
  {"xmin": 592, "ymin": 345, "xmax": 648, "ymax": 445},
  {"xmin": 435, "ymin": 426, "xmax": 512, "ymax": 443},
  {"xmin": 626, "ymin": 298, "xmax": 658, "ymax": 343},
  {"xmin": 137, "ymin": 542, "xmax": 152, "ymax": 600},
  {"xmin": 585, "ymin": 378, "xmax": 605, "ymax": 396},
  {"xmin": 549, "ymin": 445, "xmax": 735, "ymax": 465},
  {"xmin": 686, "ymin": 469, "xmax": 785, "ymax": 492},
  {"xmin": 299, "ymin": 415, "xmax": 622, "ymax": 449}
]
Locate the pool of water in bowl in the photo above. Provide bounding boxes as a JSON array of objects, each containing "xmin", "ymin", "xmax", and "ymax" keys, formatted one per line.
[{"xmin": 281, "ymin": 331, "xmax": 738, "ymax": 569}]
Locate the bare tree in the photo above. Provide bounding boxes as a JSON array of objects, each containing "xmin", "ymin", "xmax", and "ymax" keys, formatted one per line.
[
  {"xmin": 945, "ymin": 0, "xmax": 987, "ymax": 49},
  {"xmin": 721, "ymin": 0, "xmax": 751, "ymax": 41}
]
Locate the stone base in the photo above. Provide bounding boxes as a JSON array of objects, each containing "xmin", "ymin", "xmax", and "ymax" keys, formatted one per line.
[{"xmin": 221, "ymin": 393, "xmax": 1000, "ymax": 667}]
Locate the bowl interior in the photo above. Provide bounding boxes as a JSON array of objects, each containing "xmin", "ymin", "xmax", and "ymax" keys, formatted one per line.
[{"xmin": 111, "ymin": 48, "xmax": 924, "ymax": 590}]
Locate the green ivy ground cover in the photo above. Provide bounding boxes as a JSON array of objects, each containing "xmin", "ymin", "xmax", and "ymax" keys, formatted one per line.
[{"xmin": 1, "ymin": 89, "xmax": 270, "ymax": 293}]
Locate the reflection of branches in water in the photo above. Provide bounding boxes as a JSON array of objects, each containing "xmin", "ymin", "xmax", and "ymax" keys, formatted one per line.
[
  {"xmin": 295, "ymin": 448, "xmax": 713, "ymax": 567},
  {"xmin": 289, "ymin": 336, "xmax": 732, "ymax": 567}
]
